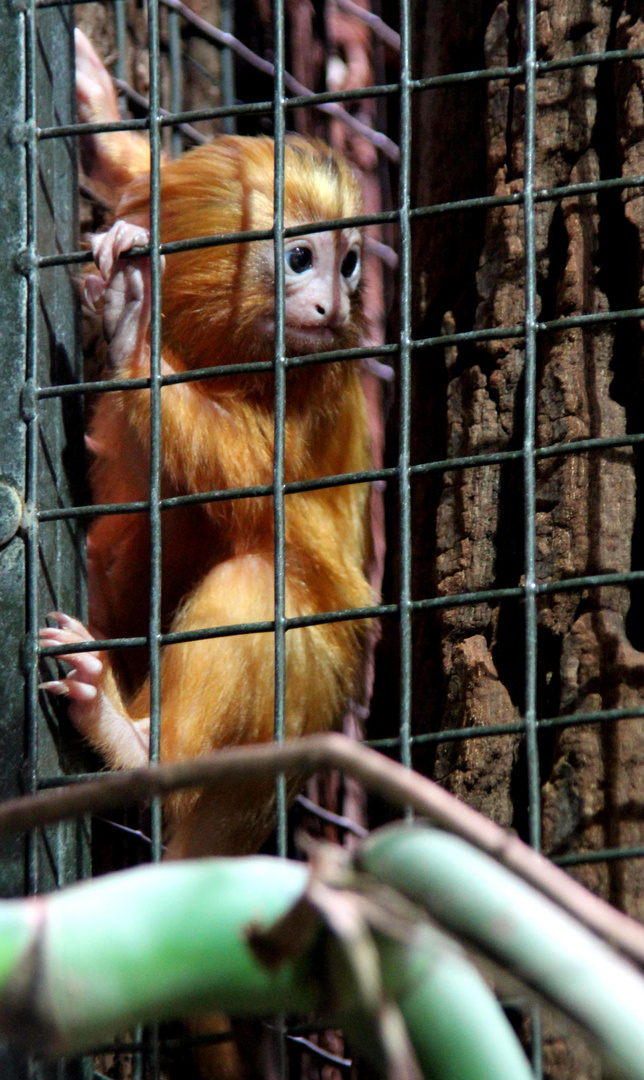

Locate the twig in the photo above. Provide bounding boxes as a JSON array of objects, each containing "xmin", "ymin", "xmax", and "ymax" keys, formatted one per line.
[
  {"xmin": 287, "ymin": 1033, "xmax": 352, "ymax": 1070},
  {"xmin": 295, "ymin": 793, "xmax": 369, "ymax": 838},
  {"xmin": 2, "ymin": 732, "xmax": 644, "ymax": 968}
]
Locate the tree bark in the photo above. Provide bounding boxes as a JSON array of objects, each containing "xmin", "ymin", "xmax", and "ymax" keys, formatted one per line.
[{"xmin": 390, "ymin": 0, "xmax": 644, "ymax": 1075}]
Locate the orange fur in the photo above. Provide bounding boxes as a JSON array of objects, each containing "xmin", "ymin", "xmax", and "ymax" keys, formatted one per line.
[{"xmin": 83, "ymin": 134, "xmax": 373, "ymax": 857}]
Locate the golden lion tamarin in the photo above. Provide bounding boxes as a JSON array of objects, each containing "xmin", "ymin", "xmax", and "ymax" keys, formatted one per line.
[{"xmin": 40, "ymin": 31, "xmax": 374, "ymax": 860}]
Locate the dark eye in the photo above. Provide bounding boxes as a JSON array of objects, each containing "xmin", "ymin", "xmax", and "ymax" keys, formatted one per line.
[
  {"xmin": 341, "ymin": 250, "xmax": 359, "ymax": 278},
  {"xmin": 285, "ymin": 247, "xmax": 313, "ymax": 274}
]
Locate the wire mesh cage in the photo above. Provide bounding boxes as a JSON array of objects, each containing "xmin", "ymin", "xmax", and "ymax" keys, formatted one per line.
[{"xmin": 4, "ymin": 0, "xmax": 644, "ymax": 1077}]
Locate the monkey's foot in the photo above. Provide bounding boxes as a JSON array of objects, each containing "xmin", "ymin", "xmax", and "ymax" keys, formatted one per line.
[
  {"xmin": 75, "ymin": 28, "xmax": 120, "ymax": 126},
  {"xmin": 76, "ymin": 29, "xmax": 151, "ymax": 198},
  {"xmin": 39, "ymin": 612, "xmax": 150, "ymax": 768},
  {"xmin": 39, "ymin": 612, "xmax": 103, "ymax": 707}
]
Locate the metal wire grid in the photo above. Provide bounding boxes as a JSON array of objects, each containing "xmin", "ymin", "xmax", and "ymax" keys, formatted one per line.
[{"xmin": 6, "ymin": 0, "xmax": 644, "ymax": 1075}]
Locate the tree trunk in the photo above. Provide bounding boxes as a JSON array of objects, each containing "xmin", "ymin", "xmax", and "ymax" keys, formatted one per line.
[{"xmin": 385, "ymin": 0, "xmax": 644, "ymax": 1075}]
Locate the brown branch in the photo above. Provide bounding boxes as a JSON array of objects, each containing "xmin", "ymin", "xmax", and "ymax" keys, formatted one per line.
[{"xmin": 3, "ymin": 733, "xmax": 644, "ymax": 969}]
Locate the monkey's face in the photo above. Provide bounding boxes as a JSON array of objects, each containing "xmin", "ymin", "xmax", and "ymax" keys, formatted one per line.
[{"xmin": 258, "ymin": 228, "xmax": 362, "ymax": 356}]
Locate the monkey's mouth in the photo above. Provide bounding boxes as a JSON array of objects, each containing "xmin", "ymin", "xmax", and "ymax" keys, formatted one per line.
[
  {"xmin": 259, "ymin": 317, "xmax": 340, "ymax": 355},
  {"xmin": 285, "ymin": 325, "xmax": 337, "ymax": 354}
]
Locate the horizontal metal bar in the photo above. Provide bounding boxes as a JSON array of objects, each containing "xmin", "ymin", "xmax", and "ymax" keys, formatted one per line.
[
  {"xmin": 38, "ymin": 601, "xmax": 399, "ymax": 658},
  {"xmin": 38, "ymin": 565, "xmax": 644, "ymax": 661},
  {"xmin": 537, "ymin": 705, "xmax": 644, "ymax": 730},
  {"xmin": 33, "ymin": 173, "xmax": 644, "ymax": 272},
  {"xmin": 38, "ymin": 466, "xmax": 396, "ymax": 523},
  {"xmin": 38, "ymin": 426, "xmax": 641, "ymax": 524},
  {"xmin": 410, "ymin": 721, "xmax": 526, "ymax": 745},
  {"xmin": 554, "ymin": 845, "xmax": 644, "ymax": 867},
  {"xmin": 37, "ymin": 344, "xmax": 397, "ymax": 401},
  {"xmin": 36, "ymin": 211, "xmax": 399, "ymax": 269},
  {"xmin": 38, "ymin": 81, "xmax": 401, "ymax": 142}
]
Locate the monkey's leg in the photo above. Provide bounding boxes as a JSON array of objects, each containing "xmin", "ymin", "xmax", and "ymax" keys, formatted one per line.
[
  {"xmin": 76, "ymin": 28, "xmax": 151, "ymax": 199},
  {"xmin": 149, "ymin": 553, "xmax": 360, "ymax": 857}
]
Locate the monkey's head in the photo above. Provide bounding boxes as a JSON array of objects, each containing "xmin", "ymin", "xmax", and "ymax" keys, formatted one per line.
[
  {"xmin": 117, "ymin": 135, "xmax": 365, "ymax": 371},
  {"xmin": 247, "ymin": 136, "xmax": 363, "ymax": 358}
]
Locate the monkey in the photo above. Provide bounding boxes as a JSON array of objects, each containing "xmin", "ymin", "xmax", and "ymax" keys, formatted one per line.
[{"xmin": 40, "ymin": 31, "xmax": 375, "ymax": 861}]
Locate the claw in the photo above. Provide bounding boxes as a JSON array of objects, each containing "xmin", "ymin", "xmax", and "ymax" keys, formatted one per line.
[
  {"xmin": 39, "ymin": 678, "xmax": 98, "ymax": 704},
  {"xmin": 362, "ymin": 357, "xmax": 395, "ymax": 381},
  {"xmin": 39, "ymin": 612, "xmax": 103, "ymax": 706},
  {"xmin": 46, "ymin": 611, "xmax": 94, "ymax": 637},
  {"xmin": 39, "ymin": 679, "xmax": 70, "ymax": 697},
  {"xmin": 83, "ymin": 273, "xmax": 108, "ymax": 312},
  {"xmin": 84, "ymin": 434, "xmax": 103, "ymax": 456}
]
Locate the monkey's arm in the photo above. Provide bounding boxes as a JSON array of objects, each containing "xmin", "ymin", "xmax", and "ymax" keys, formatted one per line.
[{"xmin": 87, "ymin": 221, "xmax": 242, "ymax": 500}]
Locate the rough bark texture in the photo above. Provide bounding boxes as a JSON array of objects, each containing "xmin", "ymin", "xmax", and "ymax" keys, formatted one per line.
[{"xmin": 385, "ymin": 0, "xmax": 644, "ymax": 1075}]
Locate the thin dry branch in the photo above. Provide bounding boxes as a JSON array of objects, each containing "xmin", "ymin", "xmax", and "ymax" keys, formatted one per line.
[{"xmin": 3, "ymin": 732, "xmax": 644, "ymax": 969}]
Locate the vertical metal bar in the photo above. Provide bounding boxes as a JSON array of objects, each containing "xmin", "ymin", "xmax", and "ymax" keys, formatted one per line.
[
  {"xmin": 114, "ymin": 0, "xmax": 128, "ymax": 131},
  {"xmin": 522, "ymin": 2, "xmax": 542, "ymax": 1075},
  {"xmin": 272, "ymin": 0, "xmax": 287, "ymax": 864},
  {"xmin": 0, "ymin": 0, "xmax": 29, "ymax": 925},
  {"xmin": 24, "ymin": 0, "xmax": 40, "ymax": 898},
  {"xmin": 147, "ymin": 0, "xmax": 164, "ymax": 864},
  {"xmin": 397, "ymin": 0, "xmax": 412, "ymax": 782},
  {"xmin": 113, "ymin": 27, "xmax": 146, "ymax": 1080},
  {"xmin": 272, "ymin": 4, "xmax": 288, "ymax": 1076},
  {"xmin": 530, "ymin": 1002, "xmax": 542, "ymax": 1080},
  {"xmin": 168, "ymin": 8, "xmax": 183, "ymax": 157},
  {"xmin": 132, "ymin": 1025, "xmax": 143, "ymax": 1080},
  {"xmin": 220, "ymin": 0, "xmax": 236, "ymax": 135},
  {"xmin": 147, "ymin": 14, "xmax": 164, "ymax": 1079},
  {"xmin": 522, "ymin": 0, "xmax": 540, "ymax": 855},
  {"xmin": 114, "ymin": 0, "xmax": 127, "ymax": 102}
]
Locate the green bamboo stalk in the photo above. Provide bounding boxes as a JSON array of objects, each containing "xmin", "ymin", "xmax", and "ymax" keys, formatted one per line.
[
  {"xmin": 377, "ymin": 928, "xmax": 534, "ymax": 1080},
  {"xmin": 9, "ymin": 827, "xmax": 643, "ymax": 1078},
  {"xmin": 361, "ymin": 825, "xmax": 644, "ymax": 1079},
  {"xmin": 0, "ymin": 846, "xmax": 534, "ymax": 1080},
  {"xmin": 0, "ymin": 857, "xmax": 316, "ymax": 1056}
]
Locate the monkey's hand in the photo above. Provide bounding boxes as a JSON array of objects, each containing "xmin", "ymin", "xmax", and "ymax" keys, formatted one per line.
[
  {"xmin": 85, "ymin": 222, "xmax": 161, "ymax": 375},
  {"xmin": 39, "ymin": 613, "xmax": 150, "ymax": 769}
]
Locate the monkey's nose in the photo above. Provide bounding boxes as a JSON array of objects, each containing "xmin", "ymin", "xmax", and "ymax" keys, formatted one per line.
[{"xmin": 315, "ymin": 304, "xmax": 326, "ymax": 315}]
